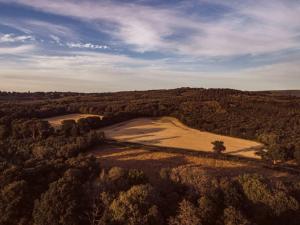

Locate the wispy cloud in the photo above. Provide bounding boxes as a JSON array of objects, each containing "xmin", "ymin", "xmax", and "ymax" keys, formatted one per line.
[
  {"xmin": 25, "ymin": 20, "xmax": 76, "ymax": 39},
  {"xmin": 66, "ymin": 42, "xmax": 109, "ymax": 50},
  {"xmin": 0, "ymin": 18, "xmax": 77, "ymax": 41},
  {"xmin": 0, "ymin": 33, "xmax": 34, "ymax": 43},
  {"xmin": 1, "ymin": 0, "xmax": 299, "ymax": 57},
  {"xmin": 49, "ymin": 35, "xmax": 61, "ymax": 44}
]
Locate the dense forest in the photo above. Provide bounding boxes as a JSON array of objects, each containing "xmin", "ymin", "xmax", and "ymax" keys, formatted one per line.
[{"xmin": 1, "ymin": 88, "xmax": 300, "ymax": 225}]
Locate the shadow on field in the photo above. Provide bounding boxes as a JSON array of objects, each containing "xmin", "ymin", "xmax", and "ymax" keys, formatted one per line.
[
  {"xmin": 133, "ymin": 136, "xmax": 180, "ymax": 144},
  {"xmin": 111, "ymin": 126, "xmax": 166, "ymax": 136},
  {"xmin": 95, "ymin": 147, "xmax": 189, "ymax": 174},
  {"xmin": 90, "ymin": 140, "xmax": 300, "ymax": 184},
  {"xmin": 92, "ymin": 144, "xmax": 292, "ymax": 183},
  {"xmin": 227, "ymin": 146, "xmax": 262, "ymax": 155},
  {"xmin": 111, "ymin": 126, "xmax": 181, "ymax": 145}
]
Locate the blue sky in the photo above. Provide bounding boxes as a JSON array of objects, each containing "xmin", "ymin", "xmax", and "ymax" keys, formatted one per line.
[{"xmin": 0, "ymin": 0, "xmax": 299, "ymax": 92}]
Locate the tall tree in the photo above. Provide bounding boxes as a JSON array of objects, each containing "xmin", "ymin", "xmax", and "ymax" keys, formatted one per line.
[{"xmin": 211, "ymin": 141, "xmax": 226, "ymax": 154}]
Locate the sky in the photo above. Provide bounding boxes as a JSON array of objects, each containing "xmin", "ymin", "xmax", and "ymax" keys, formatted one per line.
[{"xmin": 0, "ymin": 0, "xmax": 299, "ymax": 92}]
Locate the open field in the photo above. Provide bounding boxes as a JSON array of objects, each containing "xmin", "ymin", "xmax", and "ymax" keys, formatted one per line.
[
  {"xmin": 45, "ymin": 113, "xmax": 102, "ymax": 128},
  {"xmin": 91, "ymin": 144, "xmax": 292, "ymax": 182},
  {"xmin": 101, "ymin": 117, "xmax": 263, "ymax": 159}
]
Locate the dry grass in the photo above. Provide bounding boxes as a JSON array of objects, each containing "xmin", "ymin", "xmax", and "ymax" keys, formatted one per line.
[
  {"xmin": 91, "ymin": 144, "xmax": 291, "ymax": 182},
  {"xmin": 101, "ymin": 117, "xmax": 263, "ymax": 159},
  {"xmin": 45, "ymin": 113, "xmax": 102, "ymax": 128}
]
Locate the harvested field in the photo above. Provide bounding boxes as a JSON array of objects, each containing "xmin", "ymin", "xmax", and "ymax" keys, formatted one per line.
[
  {"xmin": 102, "ymin": 117, "xmax": 263, "ymax": 159},
  {"xmin": 45, "ymin": 113, "xmax": 102, "ymax": 128},
  {"xmin": 91, "ymin": 144, "xmax": 291, "ymax": 183}
]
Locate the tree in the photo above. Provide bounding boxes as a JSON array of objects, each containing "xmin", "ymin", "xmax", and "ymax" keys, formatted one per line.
[
  {"xmin": 267, "ymin": 145, "xmax": 290, "ymax": 163},
  {"xmin": 0, "ymin": 180, "xmax": 31, "ymax": 225},
  {"xmin": 198, "ymin": 195, "xmax": 220, "ymax": 224},
  {"xmin": 169, "ymin": 200, "xmax": 200, "ymax": 225},
  {"xmin": 238, "ymin": 174, "xmax": 299, "ymax": 223},
  {"xmin": 110, "ymin": 184, "xmax": 163, "ymax": 225},
  {"xmin": 223, "ymin": 207, "xmax": 250, "ymax": 225},
  {"xmin": 61, "ymin": 120, "xmax": 78, "ymax": 136},
  {"xmin": 294, "ymin": 145, "xmax": 300, "ymax": 165},
  {"xmin": 211, "ymin": 140, "xmax": 226, "ymax": 154},
  {"xmin": 33, "ymin": 169, "xmax": 89, "ymax": 225},
  {"xmin": 77, "ymin": 118, "xmax": 91, "ymax": 133},
  {"xmin": 0, "ymin": 124, "xmax": 8, "ymax": 139}
]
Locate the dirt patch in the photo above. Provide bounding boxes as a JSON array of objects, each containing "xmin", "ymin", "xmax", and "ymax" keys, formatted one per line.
[{"xmin": 101, "ymin": 117, "xmax": 263, "ymax": 159}]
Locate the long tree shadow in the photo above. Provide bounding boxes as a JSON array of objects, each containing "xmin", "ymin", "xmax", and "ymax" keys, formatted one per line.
[
  {"xmin": 99, "ymin": 150, "xmax": 159, "ymax": 161},
  {"xmin": 122, "ymin": 134, "xmax": 155, "ymax": 141},
  {"xmin": 112, "ymin": 127, "xmax": 166, "ymax": 136},
  {"xmin": 228, "ymin": 145, "xmax": 263, "ymax": 155},
  {"xmin": 134, "ymin": 136, "xmax": 180, "ymax": 145}
]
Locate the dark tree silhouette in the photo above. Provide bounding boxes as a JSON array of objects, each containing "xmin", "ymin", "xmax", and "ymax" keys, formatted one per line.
[{"xmin": 211, "ymin": 140, "xmax": 226, "ymax": 154}]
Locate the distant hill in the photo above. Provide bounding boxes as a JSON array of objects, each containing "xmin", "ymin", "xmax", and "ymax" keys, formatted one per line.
[{"xmin": 257, "ymin": 90, "xmax": 300, "ymax": 97}]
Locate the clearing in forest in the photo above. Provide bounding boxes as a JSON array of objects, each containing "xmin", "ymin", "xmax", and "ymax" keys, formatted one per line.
[
  {"xmin": 101, "ymin": 117, "xmax": 263, "ymax": 159},
  {"xmin": 45, "ymin": 113, "xmax": 102, "ymax": 128}
]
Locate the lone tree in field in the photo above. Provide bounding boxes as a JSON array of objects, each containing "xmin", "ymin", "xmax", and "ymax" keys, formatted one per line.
[{"xmin": 211, "ymin": 141, "xmax": 226, "ymax": 154}]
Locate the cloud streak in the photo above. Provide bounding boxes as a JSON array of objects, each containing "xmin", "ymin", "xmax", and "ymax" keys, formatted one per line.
[
  {"xmin": 66, "ymin": 42, "xmax": 109, "ymax": 50},
  {"xmin": 0, "ymin": 33, "xmax": 34, "ymax": 43},
  {"xmin": 1, "ymin": 0, "xmax": 300, "ymax": 57}
]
